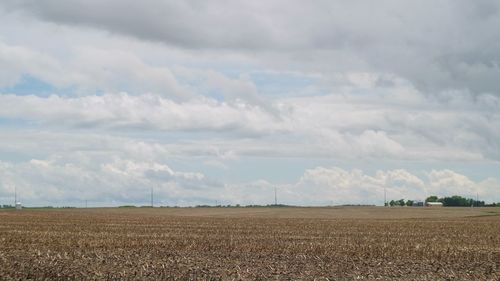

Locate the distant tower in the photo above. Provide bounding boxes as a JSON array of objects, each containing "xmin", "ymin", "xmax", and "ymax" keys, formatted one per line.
[
  {"xmin": 150, "ymin": 186, "xmax": 154, "ymax": 208},
  {"xmin": 384, "ymin": 187, "xmax": 387, "ymax": 207},
  {"xmin": 14, "ymin": 186, "xmax": 21, "ymax": 210},
  {"xmin": 274, "ymin": 187, "xmax": 277, "ymax": 206}
]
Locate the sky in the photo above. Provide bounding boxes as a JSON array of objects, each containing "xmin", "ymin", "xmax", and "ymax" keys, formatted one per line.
[{"xmin": 0, "ymin": 0, "xmax": 499, "ymax": 207}]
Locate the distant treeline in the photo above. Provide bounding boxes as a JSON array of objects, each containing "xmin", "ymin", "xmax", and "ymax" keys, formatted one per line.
[
  {"xmin": 0, "ymin": 205, "xmax": 76, "ymax": 209},
  {"xmin": 3, "ymin": 198, "xmax": 499, "ymax": 209},
  {"xmin": 386, "ymin": 195, "xmax": 498, "ymax": 207},
  {"xmin": 425, "ymin": 195, "xmax": 494, "ymax": 207},
  {"xmin": 386, "ymin": 200, "xmax": 422, "ymax": 207},
  {"xmin": 118, "ymin": 204, "xmax": 294, "ymax": 208},
  {"xmin": 197, "ymin": 204, "xmax": 292, "ymax": 208}
]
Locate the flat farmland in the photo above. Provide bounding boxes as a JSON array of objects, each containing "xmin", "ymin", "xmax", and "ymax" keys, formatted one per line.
[{"xmin": 0, "ymin": 207, "xmax": 499, "ymax": 280}]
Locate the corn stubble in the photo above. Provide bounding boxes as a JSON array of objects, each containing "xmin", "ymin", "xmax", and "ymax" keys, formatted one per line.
[{"xmin": 0, "ymin": 208, "xmax": 498, "ymax": 280}]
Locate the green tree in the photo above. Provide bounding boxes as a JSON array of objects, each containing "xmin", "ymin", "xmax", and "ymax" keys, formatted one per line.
[
  {"xmin": 425, "ymin": 196, "xmax": 438, "ymax": 203},
  {"xmin": 406, "ymin": 200, "xmax": 414, "ymax": 206},
  {"xmin": 441, "ymin": 195, "xmax": 469, "ymax": 206},
  {"xmin": 397, "ymin": 199, "xmax": 405, "ymax": 206}
]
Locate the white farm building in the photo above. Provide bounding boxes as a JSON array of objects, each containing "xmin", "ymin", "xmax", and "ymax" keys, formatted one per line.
[{"xmin": 426, "ymin": 202, "xmax": 443, "ymax": 207}]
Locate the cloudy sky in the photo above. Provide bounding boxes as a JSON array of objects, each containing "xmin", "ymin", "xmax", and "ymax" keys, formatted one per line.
[{"xmin": 0, "ymin": 1, "xmax": 499, "ymax": 207}]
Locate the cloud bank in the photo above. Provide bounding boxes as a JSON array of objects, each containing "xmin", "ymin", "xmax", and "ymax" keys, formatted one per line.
[
  {"xmin": 0, "ymin": 91, "xmax": 498, "ymax": 161},
  {"xmin": 1, "ymin": 157, "xmax": 498, "ymax": 206},
  {"xmin": 3, "ymin": 1, "xmax": 500, "ymax": 95}
]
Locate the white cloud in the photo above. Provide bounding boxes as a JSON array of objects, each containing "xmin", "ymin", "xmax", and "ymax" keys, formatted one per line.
[
  {"xmin": 0, "ymin": 157, "xmax": 220, "ymax": 206},
  {"xmin": 0, "ymin": 93, "xmax": 284, "ymax": 135},
  {"xmin": 427, "ymin": 169, "xmax": 476, "ymax": 197},
  {"xmin": 286, "ymin": 166, "xmax": 499, "ymax": 205},
  {"xmin": 1, "ymin": 87, "xmax": 498, "ymax": 161},
  {"xmin": 1, "ymin": 159, "xmax": 499, "ymax": 206},
  {"xmin": 0, "ymin": 42, "xmax": 190, "ymax": 98}
]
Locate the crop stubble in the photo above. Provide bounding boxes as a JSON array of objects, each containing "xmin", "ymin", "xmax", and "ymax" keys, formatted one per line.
[{"xmin": 0, "ymin": 207, "xmax": 499, "ymax": 280}]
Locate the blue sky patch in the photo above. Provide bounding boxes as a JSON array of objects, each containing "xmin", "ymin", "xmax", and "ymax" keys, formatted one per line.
[{"xmin": 2, "ymin": 75, "xmax": 55, "ymax": 97}]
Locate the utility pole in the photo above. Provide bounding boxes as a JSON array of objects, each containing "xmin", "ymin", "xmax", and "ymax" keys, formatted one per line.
[
  {"xmin": 384, "ymin": 187, "xmax": 387, "ymax": 207},
  {"xmin": 151, "ymin": 186, "xmax": 154, "ymax": 208},
  {"xmin": 476, "ymin": 192, "xmax": 479, "ymax": 207},
  {"xmin": 85, "ymin": 200, "xmax": 88, "ymax": 208},
  {"xmin": 274, "ymin": 187, "xmax": 277, "ymax": 206},
  {"xmin": 14, "ymin": 186, "xmax": 17, "ymax": 205}
]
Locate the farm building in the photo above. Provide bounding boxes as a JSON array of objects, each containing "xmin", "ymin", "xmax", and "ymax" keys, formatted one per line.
[
  {"xmin": 413, "ymin": 201, "xmax": 424, "ymax": 207},
  {"xmin": 426, "ymin": 202, "xmax": 443, "ymax": 207},
  {"xmin": 15, "ymin": 202, "xmax": 22, "ymax": 210}
]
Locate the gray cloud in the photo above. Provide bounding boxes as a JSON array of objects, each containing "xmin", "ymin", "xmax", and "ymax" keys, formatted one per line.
[
  {"xmin": 3, "ymin": 0, "xmax": 500, "ymax": 95},
  {"xmin": 2, "ymin": 1, "xmax": 274, "ymax": 49}
]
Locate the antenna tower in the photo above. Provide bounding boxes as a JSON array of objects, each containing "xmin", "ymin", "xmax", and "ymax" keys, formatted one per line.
[
  {"xmin": 274, "ymin": 187, "xmax": 277, "ymax": 206},
  {"xmin": 384, "ymin": 187, "xmax": 387, "ymax": 207}
]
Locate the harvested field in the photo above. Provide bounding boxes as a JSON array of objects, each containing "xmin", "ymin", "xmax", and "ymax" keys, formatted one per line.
[{"xmin": 0, "ymin": 207, "xmax": 499, "ymax": 280}]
